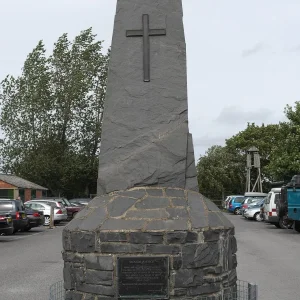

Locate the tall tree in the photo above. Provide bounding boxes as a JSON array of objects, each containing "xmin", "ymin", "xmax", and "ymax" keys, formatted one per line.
[
  {"xmin": 197, "ymin": 145, "xmax": 245, "ymax": 200},
  {"xmin": 196, "ymin": 123, "xmax": 283, "ymax": 198},
  {"xmin": 266, "ymin": 102, "xmax": 300, "ymax": 182},
  {"xmin": 0, "ymin": 28, "xmax": 109, "ymax": 198},
  {"xmin": 225, "ymin": 122, "xmax": 282, "ymax": 183}
]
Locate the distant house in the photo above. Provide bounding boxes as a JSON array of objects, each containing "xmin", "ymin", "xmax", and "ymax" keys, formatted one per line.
[{"xmin": 0, "ymin": 174, "xmax": 48, "ymax": 202}]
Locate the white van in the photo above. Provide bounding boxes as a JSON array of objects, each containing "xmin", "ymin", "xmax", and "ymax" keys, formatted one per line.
[
  {"xmin": 263, "ymin": 188, "xmax": 281, "ymax": 226},
  {"xmin": 244, "ymin": 192, "xmax": 268, "ymax": 198}
]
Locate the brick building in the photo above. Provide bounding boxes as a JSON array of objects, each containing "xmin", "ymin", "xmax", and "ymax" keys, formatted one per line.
[{"xmin": 0, "ymin": 174, "xmax": 48, "ymax": 202}]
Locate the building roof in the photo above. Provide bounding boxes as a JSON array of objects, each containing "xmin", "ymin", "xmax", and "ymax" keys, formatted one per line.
[{"xmin": 0, "ymin": 174, "xmax": 48, "ymax": 190}]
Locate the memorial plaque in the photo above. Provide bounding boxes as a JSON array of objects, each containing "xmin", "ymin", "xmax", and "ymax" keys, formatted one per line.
[{"xmin": 117, "ymin": 256, "xmax": 169, "ymax": 299}]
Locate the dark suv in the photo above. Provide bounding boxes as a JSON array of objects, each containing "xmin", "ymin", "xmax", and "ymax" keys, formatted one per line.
[
  {"xmin": 0, "ymin": 212, "xmax": 13, "ymax": 235},
  {"xmin": 0, "ymin": 200, "xmax": 28, "ymax": 233}
]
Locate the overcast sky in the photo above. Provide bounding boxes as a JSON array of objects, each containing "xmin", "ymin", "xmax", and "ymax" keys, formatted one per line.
[{"xmin": 1, "ymin": 0, "xmax": 300, "ymax": 160}]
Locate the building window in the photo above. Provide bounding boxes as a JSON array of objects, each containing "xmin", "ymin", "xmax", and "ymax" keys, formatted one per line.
[
  {"xmin": 0, "ymin": 189, "xmax": 14, "ymax": 199},
  {"xmin": 31, "ymin": 189, "xmax": 36, "ymax": 199}
]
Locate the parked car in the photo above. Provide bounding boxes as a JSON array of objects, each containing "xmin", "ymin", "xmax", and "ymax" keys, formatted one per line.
[
  {"xmin": 56, "ymin": 198, "xmax": 84, "ymax": 219},
  {"xmin": 33, "ymin": 197, "xmax": 83, "ymax": 219},
  {"xmin": 69, "ymin": 198, "xmax": 92, "ymax": 206},
  {"xmin": 263, "ymin": 188, "xmax": 281, "ymax": 228},
  {"xmin": 223, "ymin": 196, "xmax": 231, "ymax": 209},
  {"xmin": 241, "ymin": 197, "xmax": 265, "ymax": 216},
  {"xmin": 25, "ymin": 201, "xmax": 68, "ymax": 225},
  {"xmin": 277, "ymin": 175, "xmax": 300, "ymax": 232},
  {"xmin": 0, "ymin": 199, "xmax": 28, "ymax": 233},
  {"xmin": 244, "ymin": 199, "xmax": 265, "ymax": 221},
  {"xmin": 30, "ymin": 198, "xmax": 66, "ymax": 209},
  {"xmin": 23, "ymin": 206, "xmax": 44, "ymax": 231},
  {"xmin": 244, "ymin": 192, "xmax": 268, "ymax": 198},
  {"xmin": 227, "ymin": 196, "xmax": 245, "ymax": 215},
  {"xmin": 0, "ymin": 212, "xmax": 13, "ymax": 235}
]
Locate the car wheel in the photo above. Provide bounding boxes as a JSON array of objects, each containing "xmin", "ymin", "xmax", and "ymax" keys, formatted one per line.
[
  {"xmin": 24, "ymin": 227, "xmax": 31, "ymax": 232},
  {"xmin": 295, "ymin": 221, "xmax": 300, "ymax": 233},
  {"xmin": 44, "ymin": 215, "xmax": 50, "ymax": 226},
  {"xmin": 7, "ymin": 223, "xmax": 15, "ymax": 235},
  {"xmin": 20, "ymin": 220, "xmax": 30, "ymax": 232},
  {"xmin": 234, "ymin": 208, "xmax": 240, "ymax": 215},
  {"xmin": 13, "ymin": 225, "xmax": 18, "ymax": 234},
  {"xmin": 279, "ymin": 217, "xmax": 293, "ymax": 229},
  {"xmin": 254, "ymin": 212, "xmax": 262, "ymax": 221},
  {"xmin": 274, "ymin": 222, "xmax": 281, "ymax": 228}
]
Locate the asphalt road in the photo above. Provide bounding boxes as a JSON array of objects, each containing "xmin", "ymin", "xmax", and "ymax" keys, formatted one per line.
[
  {"xmin": 1, "ymin": 215, "xmax": 299, "ymax": 300},
  {"xmin": 228, "ymin": 213, "xmax": 300, "ymax": 300},
  {"xmin": 0, "ymin": 224, "xmax": 64, "ymax": 300}
]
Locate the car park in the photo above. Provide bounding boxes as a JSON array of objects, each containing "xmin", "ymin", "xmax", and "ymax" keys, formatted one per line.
[
  {"xmin": 0, "ymin": 199, "xmax": 28, "ymax": 233},
  {"xmin": 25, "ymin": 201, "xmax": 68, "ymax": 225}
]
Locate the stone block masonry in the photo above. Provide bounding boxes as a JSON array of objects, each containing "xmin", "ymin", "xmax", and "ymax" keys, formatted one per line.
[
  {"xmin": 62, "ymin": 0, "xmax": 238, "ymax": 299},
  {"xmin": 62, "ymin": 187, "xmax": 237, "ymax": 299}
]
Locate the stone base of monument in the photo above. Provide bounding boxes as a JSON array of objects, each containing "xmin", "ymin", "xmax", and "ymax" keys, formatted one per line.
[{"xmin": 62, "ymin": 188, "xmax": 237, "ymax": 299}]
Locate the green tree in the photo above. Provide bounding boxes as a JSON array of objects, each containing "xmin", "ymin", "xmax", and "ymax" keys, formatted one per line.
[
  {"xmin": 266, "ymin": 102, "xmax": 300, "ymax": 181},
  {"xmin": 225, "ymin": 122, "xmax": 282, "ymax": 183},
  {"xmin": 0, "ymin": 28, "xmax": 109, "ymax": 198},
  {"xmin": 196, "ymin": 122, "xmax": 283, "ymax": 198},
  {"xmin": 197, "ymin": 145, "xmax": 245, "ymax": 200}
]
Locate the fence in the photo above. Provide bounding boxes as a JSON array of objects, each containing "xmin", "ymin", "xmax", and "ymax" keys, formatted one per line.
[
  {"xmin": 212, "ymin": 199, "xmax": 223, "ymax": 209},
  {"xmin": 49, "ymin": 281, "xmax": 65, "ymax": 300},
  {"xmin": 49, "ymin": 280, "xmax": 258, "ymax": 300},
  {"xmin": 198, "ymin": 280, "xmax": 258, "ymax": 300}
]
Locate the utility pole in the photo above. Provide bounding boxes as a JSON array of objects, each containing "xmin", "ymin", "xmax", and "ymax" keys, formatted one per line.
[{"xmin": 246, "ymin": 146, "xmax": 263, "ymax": 193}]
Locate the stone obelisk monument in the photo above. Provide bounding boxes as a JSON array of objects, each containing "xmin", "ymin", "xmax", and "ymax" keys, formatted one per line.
[{"xmin": 62, "ymin": 1, "xmax": 237, "ymax": 299}]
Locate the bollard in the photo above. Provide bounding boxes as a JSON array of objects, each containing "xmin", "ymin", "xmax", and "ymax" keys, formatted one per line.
[
  {"xmin": 49, "ymin": 205, "xmax": 54, "ymax": 229},
  {"xmin": 248, "ymin": 282, "xmax": 258, "ymax": 300}
]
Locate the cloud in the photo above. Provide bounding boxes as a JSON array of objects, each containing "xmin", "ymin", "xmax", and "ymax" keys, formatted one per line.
[
  {"xmin": 289, "ymin": 44, "xmax": 300, "ymax": 52},
  {"xmin": 215, "ymin": 106, "xmax": 273, "ymax": 125},
  {"xmin": 193, "ymin": 135, "xmax": 227, "ymax": 147},
  {"xmin": 242, "ymin": 42, "xmax": 264, "ymax": 58}
]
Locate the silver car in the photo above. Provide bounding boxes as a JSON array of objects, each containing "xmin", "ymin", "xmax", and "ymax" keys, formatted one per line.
[
  {"xmin": 244, "ymin": 201, "xmax": 265, "ymax": 221},
  {"xmin": 25, "ymin": 201, "xmax": 68, "ymax": 225}
]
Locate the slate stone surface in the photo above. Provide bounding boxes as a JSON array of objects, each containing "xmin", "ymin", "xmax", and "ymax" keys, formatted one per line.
[
  {"xmin": 62, "ymin": 187, "xmax": 237, "ymax": 299},
  {"xmin": 62, "ymin": 0, "xmax": 237, "ymax": 297},
  {"xmin": 63, "ymin": 188, "xmax": 233, "ymax": 233},
  {"xmin": 185, "ymin": 133, "xmax": 199, "ymax": 191},
  {"xmin": 97, "ymin": 0, "xmax": 199, "ymax": 195}
]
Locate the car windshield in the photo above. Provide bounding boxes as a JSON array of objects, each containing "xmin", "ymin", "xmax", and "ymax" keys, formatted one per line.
[
  {"xmin": 250, "ymin": 198, "xmax": 264, "ymax": 205},
  {"xmin": 62, "ymin": 198, "xmax": 71, "ymax": 206},
  {"xmin": 235, "ymin": 197, "xmax": 244, "ymax": 203}
]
